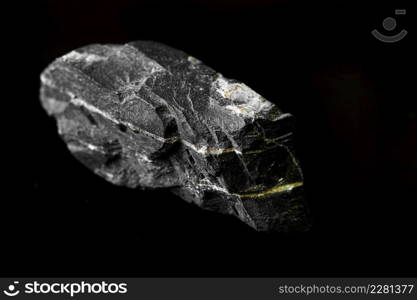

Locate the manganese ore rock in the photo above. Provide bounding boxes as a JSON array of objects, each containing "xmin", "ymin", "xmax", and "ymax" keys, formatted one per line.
[{"xmin": 40, "ymin": 41, "xmax": 309, "ymax": 232}]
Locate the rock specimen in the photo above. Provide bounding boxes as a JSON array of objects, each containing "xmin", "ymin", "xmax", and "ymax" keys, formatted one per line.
[{"xmin": 40, "ymin": 41, "xmax": 309, "ymax": 232}]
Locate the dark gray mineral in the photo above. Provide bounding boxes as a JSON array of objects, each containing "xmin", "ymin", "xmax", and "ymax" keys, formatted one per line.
[{"xmin": 40, "ymin": 41, "xmax": 309, "ymax": 232}]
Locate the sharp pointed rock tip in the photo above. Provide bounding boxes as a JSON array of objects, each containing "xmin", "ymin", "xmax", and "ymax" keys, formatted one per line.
[{"xmin": 39, "ymin": 40, "xmax": 310, "ymax": 232}]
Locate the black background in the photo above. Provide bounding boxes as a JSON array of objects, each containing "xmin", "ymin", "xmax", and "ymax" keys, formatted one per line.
[{"xmin": 2, "ymin": 0, "xmax": 416, "ymax": 277}]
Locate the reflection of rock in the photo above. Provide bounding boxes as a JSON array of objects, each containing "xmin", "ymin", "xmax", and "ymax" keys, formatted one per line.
[{"xmin": 40, "ymin": 41, "xmax": 309, "ymax": 232}]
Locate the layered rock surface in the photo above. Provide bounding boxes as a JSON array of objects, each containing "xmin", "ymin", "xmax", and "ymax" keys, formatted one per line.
[{"xmin": 40, "ymin": 41, "xmax": 309, "ymax": 231}]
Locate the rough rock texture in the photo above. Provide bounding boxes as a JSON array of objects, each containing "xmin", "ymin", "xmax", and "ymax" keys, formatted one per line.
[{"xmin": 40, "ymin": 41, "xmax": 309, "ymax": 232}]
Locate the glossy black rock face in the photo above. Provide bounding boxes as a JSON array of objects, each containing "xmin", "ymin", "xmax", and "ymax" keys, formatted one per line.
[{"xmin": 39, "ymin": 41, "xmax": 309, "ymax": 232}]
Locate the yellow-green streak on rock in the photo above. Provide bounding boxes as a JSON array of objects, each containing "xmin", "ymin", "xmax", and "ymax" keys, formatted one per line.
[{"xmin": 239, "ymin": 182, "xmax": 303, "ymax": 199}]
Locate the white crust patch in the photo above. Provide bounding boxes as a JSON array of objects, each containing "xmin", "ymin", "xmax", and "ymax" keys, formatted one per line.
[
  {"xmin": 214, "ymin": 75, "xmax": 274, "ymax": 119},
  {"xmin": 62, "ymin": 51, "xmax": 107, "ymax": 65}
]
